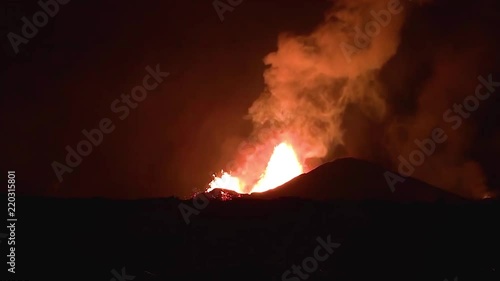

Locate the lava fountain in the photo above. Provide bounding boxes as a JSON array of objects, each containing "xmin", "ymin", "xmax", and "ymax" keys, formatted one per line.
[{"xmin": 207, "ymin": 142, "xmax": 303, "ymax": 194}]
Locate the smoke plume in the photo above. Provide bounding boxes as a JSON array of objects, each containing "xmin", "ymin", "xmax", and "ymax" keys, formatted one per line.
[{"xmin": 234, "ymin": 0, "xmax": 500, "ymax": 198}]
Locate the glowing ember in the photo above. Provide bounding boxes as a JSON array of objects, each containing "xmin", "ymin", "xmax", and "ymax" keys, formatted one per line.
[{"xmin": 207, "ymin": 142, "xmax": 303, "ymax": 194}]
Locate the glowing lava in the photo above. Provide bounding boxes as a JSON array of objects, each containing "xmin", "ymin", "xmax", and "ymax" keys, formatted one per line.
[
  {"xmin": 252, "ymin": 142, "xmax": 303, "ymax": 193},
  {"xmin": 207, "ymin": 142, "xmax": 303, "ymax": 194}
]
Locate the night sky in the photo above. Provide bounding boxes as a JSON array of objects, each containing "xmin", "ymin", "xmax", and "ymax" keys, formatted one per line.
[{"xmin": 2, "ymin": 0, "xmax": 499, "ymax": 199}]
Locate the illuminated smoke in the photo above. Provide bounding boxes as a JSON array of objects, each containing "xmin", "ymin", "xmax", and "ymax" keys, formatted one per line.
[{"xmin": 226, "ymin": 0, "xmax": 497, "ymax": 198}]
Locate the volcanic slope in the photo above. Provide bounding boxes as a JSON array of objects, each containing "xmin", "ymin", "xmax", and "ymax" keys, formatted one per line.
[{"xmin": 250, "ymin": 157, "xmax": 465, "ymax": 202}]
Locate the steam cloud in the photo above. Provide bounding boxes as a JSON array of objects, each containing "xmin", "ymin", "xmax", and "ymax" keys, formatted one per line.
[{"xmin": 235, "ymin": 0, "xmax": 499, "ymax": 198}]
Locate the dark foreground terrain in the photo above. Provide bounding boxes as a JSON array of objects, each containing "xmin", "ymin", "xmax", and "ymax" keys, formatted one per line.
[{"xmin": 6, "ymin": 195, "xmax": 500, "ymax": 281}]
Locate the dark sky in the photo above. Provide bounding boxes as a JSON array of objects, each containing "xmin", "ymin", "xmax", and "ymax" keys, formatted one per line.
[
  {"xmin": 1, "ymin": 0, "xmax": 331, "ymax": 198},
  {"xmin": 2, "ymin": 0, "xmax": 499, "ymax": 199}
]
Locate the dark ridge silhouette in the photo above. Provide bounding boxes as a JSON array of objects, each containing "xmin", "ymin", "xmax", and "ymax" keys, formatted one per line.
[
  {"xmin": 11, "ymin": 158, "xmax": 496, "ymax": 281},
  {"xmin": 17, "ymin": 195, "xmax": 500, "ymax": 281},
  {"xmin": 250, "ymin": 157, "xmax": 465, "ymax": 202}
]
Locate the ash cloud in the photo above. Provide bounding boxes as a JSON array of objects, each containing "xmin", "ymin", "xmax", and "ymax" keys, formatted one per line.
[
  {"xmin": 379, "ymin": 0, "xmax": 500, "ymax": 198},
  {"xmin": 249, "ymin": 0, "xmax": 407, "ymax": 160},
  {"xmin": 242, "ymin": 0, "xmax": 500, "ymax": 198}
]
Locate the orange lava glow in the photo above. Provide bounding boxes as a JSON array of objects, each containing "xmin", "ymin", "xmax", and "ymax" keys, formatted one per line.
[{"xmin": 207, "ymin": 142, "xmax": 303, "ymax": 194}]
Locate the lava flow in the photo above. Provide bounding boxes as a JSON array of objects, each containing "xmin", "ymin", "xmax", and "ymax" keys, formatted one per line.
[{"xmin": 207, "ymin": 142, "xmax": 303, "ymax": 194}]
